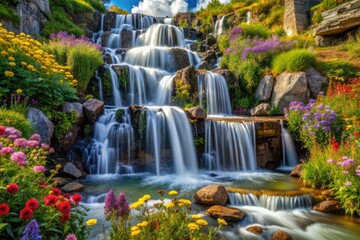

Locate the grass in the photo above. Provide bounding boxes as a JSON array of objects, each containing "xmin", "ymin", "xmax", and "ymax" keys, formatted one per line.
[{"xmin": 272, "ymin": 49, "xmax": 317, "ymax": 74}]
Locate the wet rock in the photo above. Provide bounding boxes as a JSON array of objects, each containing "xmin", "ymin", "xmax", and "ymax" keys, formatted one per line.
[
  {"xmin": 63, "ymin": 162, "xmax": 82, "ymax": 178},
  {"xmin": 255, "ymin": 75, "xmax": 274, "ymax": 102},
  {"xmin": 273, "ymin": 230, "xmax": 293, "ymax": 240},
  {"xmin": 246, "ymin": 225, "xmax": 263, "ymax": 235},
  {"xmin": 169, "ymin": 48, "xmax": 191, "ymax": 71},
  {"xmin": 103, "ymin": 12, "xmax": 117, "ymax": 31},
  {"xmin": 182, "ymin": 27, "xmax": 199, "ymax": 40},
  {"xmin": 52, "ymin": 177, "xmax": 72, "ymax": 187},
  {"xmin": 194, "ymin": 184, "xmax": 228, "ymax": 206},
  {"xmin": 313, "ymin": 200, "xmax": 342, "ymax": 214},
  {"xmin": 271, "ymin": 72, "xmax": 310, "ymax": 113},
  {"xmin": 61, "ymin": 182, "xmax": 84, "ymax": 192},
  {"xmin": 290, "ymin": 164, "xmax": 303, "ymax": 177},
  {"xmin": 206, "ymin": 205, "xmax": 246, "ymax": 222},
  {"xmin": 27, "ymin": 107, "xmax": 54, "ymax": 144},
  {"xmin": 256, "ymin": 137, "xmax": 282, "ymax": 169},
  {"xmin": 205, "ymin": 35, "xmax": 217, "ymax": 46},
  {"xmin": 249, "ymin": 103, "xmax": 271, "ymax": 116},
  {"xmin": 187, "ymin": 107, "xmax": 207, "ymax": 120},
  {"xmin": 63, "ymin": 102, "xmax": 84, "ymax": 125},
  {"xmin": 173, "ymin": 66, "xmax": 198, "ymax": 93},
  {"xmin": 83, "ymin": 99, "xmax": 104, "ymax": 123}
]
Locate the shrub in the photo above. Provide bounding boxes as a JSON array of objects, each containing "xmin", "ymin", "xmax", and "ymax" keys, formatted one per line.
[
  {"xmin": 0, "ymin": 109, "xmax": 33, "ymax": 138},
  {"xmin": 272, "ymin": 49, "xmax": 317, "ymax": 74},
  {"xmin": 0, "ymin": 125, "xmax": 89, "ymax": 239},
  {"xmin": 105, "ymin": 190, "xmax": 225, "ymax": 239},
  {"xmin": 240, "ymin": 23, "xmax": 270, "ymax": 39},
  {"xmin": 317, "ymin": 60, "xmax": 358, "ymax": 83}
]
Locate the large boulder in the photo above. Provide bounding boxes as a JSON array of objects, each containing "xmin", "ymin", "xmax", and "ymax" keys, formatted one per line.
[
  {"xmin": 306, "ymin": 68, "xmax": 328, "ymax": 98},
  {"xmin": 63, "ymin": 162, "xmax": 82, "ymax": 178},
  {"xmin": 63, "ymin": 102, "xmax": 84, "ymax": 125},
  {"xmin": 187, "ymin": 107, "xmax": 207, "ymax": 120},
  {"xmin": 16, "ymin": 0, "xmax": 50, "ymax": 35},
  {"xmin": 173, "ymin": 66, "xmax": 198, "ymax": 94},
  {"xmin": 314, "ymin": 0, "xmax": 360, "ymax": 37},
  {"xmin": 206, "ymin": 205, "xmax": 246, "ymax": 222},
  {"xmin": 27, "ymin": 107, "xmax": 54, "ymax": 144},
  {"xmin": 60, "ymin": 125, "xmax": 78, "ymax": 152},
  {"xmin": 169, "ymin": 48, "xmax": 192, "ymax": 71},
  {"xmin": 194, "ymin": 185, "xmax": 228, "ymax": 206},
  {"xmin": 313, "ymin": 200, "xmax": 342, "ymax": 214},
  {"xmin": 249, "ymin": 103, "xmax": 271, "ymax": 116},
  {"xmin": 255, "ymin": 75, "xmax": 274, "ymax": 102},
  {"xmin": 271, "ymin": 72, "xmax": 310, "ymax": 113},
  {"xmin": 83, "ymin": 99, "xmax": 104, "ymax": 123},
  {"xmin": 246, "ymin": 225, "xmax": 263, "ymax": 235}
]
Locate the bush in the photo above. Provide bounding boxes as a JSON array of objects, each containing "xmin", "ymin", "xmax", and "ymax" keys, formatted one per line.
[
  {"xmin": 0, "ymin": 109, "xmax": 33, "ymax": 138},
  {"xmin": 240, "ymin": 23, "xmax": 270, "ymax": 39},
  {"xmin": 272, "ymin": 49, "xmax": 317, "ymax": 74},
  {"xmin": 317, "ymin": 60, "xmax": 357, "ymax": 83},
  {"xmin": 0, "ymin": 125, "xmax": 89, "ymax": 239}
]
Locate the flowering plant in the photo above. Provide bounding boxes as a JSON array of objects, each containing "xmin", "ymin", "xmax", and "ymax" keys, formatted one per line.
[
  {"xmin": 0, "ymin": 126, "xmax": 89, "ymax": 239},
  {"xmin": 104, "ymin": 189, "xmax": 226, "ymax": 239}
]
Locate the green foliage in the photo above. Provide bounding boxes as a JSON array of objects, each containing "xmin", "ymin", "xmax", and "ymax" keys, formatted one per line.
[
  {"xmin": 194, "ymin": 137, "xmax": 205, "ymax": 148},
  {"xmin": 238, "ymin": 59, "xmax": 261, "ymax": 93},
  {"xmin": 0, "ymin": 2, "xmax": 19, "ymax": 24},
  {"xmin": 172, "ymin": 78, "xmax": 193, "ymax": 107},
  {"xmin": 0, "ymin": 109, "xmax": 33, "ymax": 138},
  {"xmin": 272, "ymin": 49, "xmax": 317, "ymax": 74},
  {"xmin": 109, "ymin": 4, "xmax": 129, "ymax": 14},
  {"xmin": 317, "ymin": 60, "xmax": 357, "ymax": 83},
  {"xmin": 338, "ymin": 38, "xmax": 360, "ymax": 58},
  {"xmin": 50, "ymin": 110, "xmax": 78, "ymax": 141},
  {"xmin": 217, "ymin": 34, "xmax": 230, "ymax": 52},
  {"xmin": 285, "ymin": 109, "xmax": 303, "ymax": 142},
  {"xmin": 240, "ymin": 23, "xmax": 270, "ymax": 39},
  {"xmin": 311, "ymin": 0, "xmax": 352, "ymax": 25}
]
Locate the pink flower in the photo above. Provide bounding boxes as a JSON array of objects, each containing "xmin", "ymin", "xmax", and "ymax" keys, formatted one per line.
[
  {"xmin": 10, "ymin": 151, "xmax": 26, "ymax": 163},
  {"xmin": 33, "ymin": 165, "xmax": 46, "ymax": 173},
  {"xmin": 26, "ymin": 140, "xmax": 39, "ymax": 147},
  {"xmin": 1, "ymin": 147, "xmax": 14, "ymax": 155},
  {"xmin": 14, "ymin": 138, "xmax": 28, "ymax": 147},
  {"xmin": 345, "ymin": 181, "xmax": 352, "ymax": 186},
  {"xmin": 30, "ymin": 134, "xmax": 41, "ymax": 142},
  {"xmin": 343, "ymin": 170, "xmax": 349, "ymax": 175},
  {"xmin": 18, "ymin": 161, "xmax": 28, "ymax": 166}
]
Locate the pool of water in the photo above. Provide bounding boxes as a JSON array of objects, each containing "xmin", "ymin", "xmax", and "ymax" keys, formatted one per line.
[{"xmin": 80, "ymin": 171, "xmax": 360, "ymax": 239}]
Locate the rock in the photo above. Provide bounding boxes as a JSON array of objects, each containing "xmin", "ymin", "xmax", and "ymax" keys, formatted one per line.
[
  {"xmin": 63, "ymin": 162, "xmax": 82, "ymax": 178},
  {"xmin": 60, "ymin": 125, "xmax": 78, "ymax": 152},
  {"xmin": 314, "ymin": 0, "xmax": 360, "ymax": 37},
  {"xmin": 206, "ymin": 205, "xmax": 246, "ymax": 222},
  {"xmin": 249, "ymin": 103, "xmax": 271, "ymax": 116},
  {"xmin": 205, "ymin": 35, "xmax": 217, "ymax": 46},
  {"xmin": 16, "ymin": 0, "xmax": 50, "ymax": 35},
  {"xmin": 173, "ymin": 12, "xmax": 198, "ymax": 28},
  {"xmin": 290, "ymin": 164, "xmax": 303, "ymax": 177},
  {"xmin": 27, "ymin": 107, "xmax": 54, "ymax": 144},
  {"xmin": 63, "ymin": 102, "xmax": 84, "ymax": 125},
  {"xmin": 52, "ymin": 177, "xmax": 71, "ymax": 187},
  {"xmin": 273, "ymin": 230, "xmax": 293, "ymax": 240},
  {"xmin": 271, "ymin": 72, "xmax": 310, "ymax": 113},
  {"xmin": 321, "ymin": 189, "xmax": 334, "ymax": 198},
  {"xmin": 313, "ymin": 200, "xmax": 342, "ymax": 214},
  {"xmin": 83, "ymin": 99, "xmax": 104, "ymax": 123},
  {"xmin": 70, "ymin": 10, "xmax": 102, "ymax": 35},
  {"xmin": 256, "ymin": 137, "xmax": 282, "ymax": 169},
  {"xmin": 194, "ymin": 185, "xmax": 228, "ymax": 206},
  {"xmin": 173, "ymin": 66, "xmax": 198, "ymax": 94},
  {"xmin": 182, "ymin": 28, "xmax": 199, "ymax": 40},
  {"xmin": 246, "ymin": 225, "xmax": 263, "ymax": 235},
  {"xmin": 306, "ymin": 68, "xmax": 328, "ymax": 98},
  {"xmin": 187, "ymin": 107, "xmax": 207, "ymax": 120},
  {"xmin": 255, "ymin": 75, "xmax": 274, "ymax": 102},
  {"xmin": 169, "ymin": 48, "xmax": 191, "ymax": 71},
  {"xmin": 61, "ymin": 182, "xmax": 84, "ymax": 192},
  {"xmin": 103, "ymin": 12, "xmax": 117, "ymax": 31}
]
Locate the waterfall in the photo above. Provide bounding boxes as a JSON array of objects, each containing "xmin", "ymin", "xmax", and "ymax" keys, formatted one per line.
[
  {"xmin": 246, "ymin": 11, "xmax": 251, "ymax": 24},
  {"xmin": 214, "ymin": 15, "xmax": 226, "ymax": 35},
  {"xmin": 94, "ymin": 70, "xmax": 103, "ymax": 101},
  {"xmin": 136, "ymin": 24, "xmax": 186, "ymax": 47},
  {"xmin": 116, "ymin": 13, "xmax": 162, "ymax": 30},
  {"xmin": 146, "ymin": 107, "xmax": 198, "ymax": 176},
  {"xmin": 197, "ymin": 71, "xmax": 232, "ymax": 115},
  {"xmin": 85, "ymin": 110, "xmax": 134, "ymax": 174},
  {"xmin": 228, "ymin": 192, "xmax": 312, "ymax": 211},
  {"xmin": 203, "ymin": 120, "xmax": 256, "ymax": 171},
  {"xmin": 280, "ymin": 121, "xmax": 298, "ymax": 167},
  {"xmin": 108, "ymin": 66, "xmax": 123, "ymax": 107}
]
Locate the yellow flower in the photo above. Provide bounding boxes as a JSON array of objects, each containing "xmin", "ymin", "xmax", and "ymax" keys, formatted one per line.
[
  {"xmin": 130, "ymin": 201, "xmax": 144, "ymax": 209},
  {"xmin": 178, "ymin": 199, "xmax": 191, "ymax": 205},
  {"xmin": 165, "ymin": 202, "xmax": 175, "ymax": 208},
  {"xmin": 131, "ymin": 230, "xmax": 141, "ymax": 237},
  {"xmin": 217, "ymin": 218, "xmax": 227, "ymax": 226},
  {"xmin": 8, "ymin": 56, "xmax": 15, "ymax": 61},
  {"xmin": 1, "ymin": 51, "xmax": 7, "ymax": 55},
  {"xmin": 191, "ymin": 214, "xmax": 202, "ymax": 219},
  {"xmin": 168, "ymin": 190, "xmax": 178, "ymax": 196},
  {"xmin": 56, "ymin": 164, "xmax": 62, "ymax": 170},
  {"xmin": 86, "ymin": 219, "xmax": 97, "ymax": 226},
  {"xmin": 5, "ymin": 71, "xmax": 14, "ymax": 77},
  {"xmin": 8, "ymin": 48, "xmax": 15, "ymax": 53},
  {"xmin": 21, "ymin": 61, "xmax": 27, "ymax": 66},
  {"xmin": 8, "ymin": 62, "xmax": 16, "ymax": 67},
  {"xmin": 187, "ymin": 223, "xmax": 199, "ymax": 231},
  {"xmin": 16, "ymin": 89, "xmax": 22, "ymax": 95},
  {"xmin": 137, "ymin": 221, "xmax": 148, "ymax": 227},
  {"xmin": 196, "ymin": 219, "xmax": 208, "ymax": 226},
  {"xmin": 27, "ymin": 65, "xmax": 35, "ymax": 70},
  {"xmin": 139, "ymin": 194, "xmax": 151, "ymax": 202},
  {"xmin": 131, "ymin": 226, "xmax": 139, "ymax": 231}
]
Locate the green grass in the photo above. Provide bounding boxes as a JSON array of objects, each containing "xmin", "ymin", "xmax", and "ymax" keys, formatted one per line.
[
  {"xmin": 272, "ymin": 49, "xmax": 317, "ymax": 74},
  {"xmin": 0, "ymin": 108, "xmax": 34, "ymax": 138}
]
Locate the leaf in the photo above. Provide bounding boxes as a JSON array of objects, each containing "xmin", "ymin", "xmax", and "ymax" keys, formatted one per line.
[
  {"xmin": 6, "ymin": 225, "xmax": 14, "ymax": 239},
  {"xmin": 48, "ymin": 227, "xmax": 63, "ymax": 234},
  {"xmin": 0, "ymin": 223, "xmax": 8, "ymax": 231}
]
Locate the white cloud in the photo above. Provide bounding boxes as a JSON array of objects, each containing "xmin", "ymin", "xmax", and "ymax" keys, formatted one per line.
[
  {"xmin": 196, "ymin": 0, "xmax": 231, "ymax": 10},
  {"xmin": 131, "ymin": 0, "xmax": 188, "ymax": 17}
]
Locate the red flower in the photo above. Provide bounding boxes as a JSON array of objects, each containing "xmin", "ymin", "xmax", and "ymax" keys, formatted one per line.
[
  {"xmin": 57, "ymin": 201, "xmax": 71, "ymax": 214},
  {"xmin": 0, "ymin": 126, "xmax": 5, "ymax": 135},
  {"xmin": 354, "ymin": 132, "xmax": 359, "ymax": 137},
  {"xmin": 25, "ymin": 199, "xmax": 39, "ymax": 211},
  {"xmin": 44, "ymin": 195, "xmax": 58, "ymax": 206},
  {"xmin": 38, "ymin": 182, "xmax": 47, "ymax": 188},
  {"xmin": 331, "ymin": 139, "xmax": 339, "ymax": 152},
  {"xmin": 52, "ymin": 188, "xmax": 61, "ymax": 196},
  {"xmin": 0, "ymin": 203, "xmax": 10, "ymax": 216},
  {"xmin": 7, "ymin": 183, "xmax": 19, "ymax": 194},
  {"xmin": 64, "ymin": 193, "xmax": 71, "ymax": 199},
  {"xmin": 19, "ymin": 207, "xmax": 33, "ymax": 220},
  {"xmin": 60, "ymin": 213, "xmax": 70, "ymax": 223},
  {"xmin": 72, "ymin": 193, "xmax": 82, "ymax": 203}
]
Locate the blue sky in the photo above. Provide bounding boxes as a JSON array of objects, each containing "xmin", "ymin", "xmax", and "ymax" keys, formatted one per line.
[{"xmin": 111, "ymin": 0, "xmax": 198, "ymax": 13}]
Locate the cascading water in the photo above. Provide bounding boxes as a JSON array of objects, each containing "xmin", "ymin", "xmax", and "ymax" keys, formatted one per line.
[
  {"xmin": 280, "ymin": 121, "xmax": 298, "ymax": 167},
  {"xmin": 202, "ymin": 120, "xmax": 256, "ymax": 171},
  {"xmin": 197, "ymin": 71, "xmax": 232, "ymax": 115},
  {"xmin": 136, "ymin": 24, "xmax": 186, "ymax": 47},
  {"xmin": 214, "ymin": 15, "xmax": 226, "ymax": 35}
]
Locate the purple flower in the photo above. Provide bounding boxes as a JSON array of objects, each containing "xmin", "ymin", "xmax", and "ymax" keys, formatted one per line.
[
  {"xmin": 104, "ymin": 189, "xmax": 117, "ymax": 217},
  {"xmin": 65, "ymin": 234, "xmax": 78, "ymax": 240},
  {"xmin": 20, "ymin": 219, "xmax": 42, "ymax": 240},
  {"xmin": 343, "ymin": 170, "xmax": 349, "ymax": 175},
  {"xmin": 116, "ymin": 192, "xmax": 130, "ymax": 217},
  {"xmin": 33, "ymin": 165, "xmax": 46, "ymax": 173},
  {"xmin": 345, "ymin": 181, "xmax": 352, "ymax": 186},
  {"xmin": 327, "ymin": 159, "xmax": 335, "ymax": 163}
]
